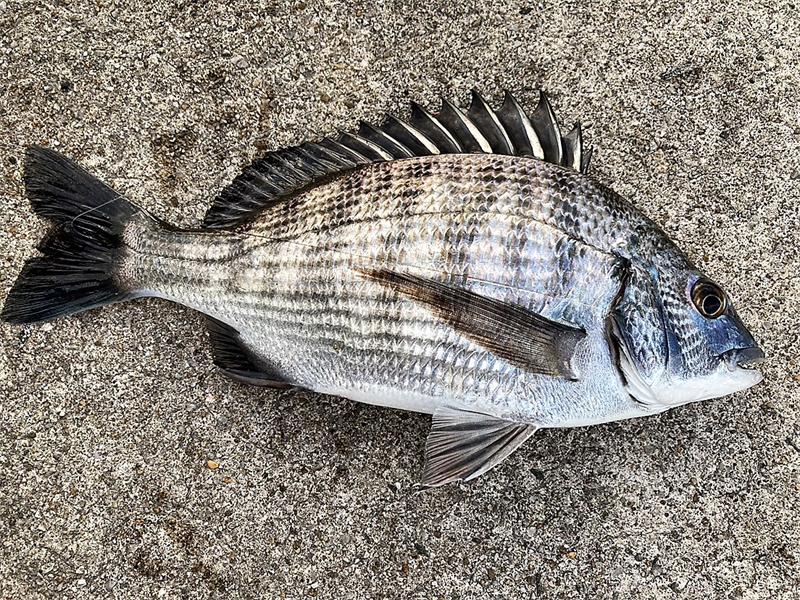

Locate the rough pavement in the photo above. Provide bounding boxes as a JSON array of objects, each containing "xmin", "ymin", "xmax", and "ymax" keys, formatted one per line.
[{"xmin": 1, "ymin": 1, "xmax": 798, "ymax": 598}]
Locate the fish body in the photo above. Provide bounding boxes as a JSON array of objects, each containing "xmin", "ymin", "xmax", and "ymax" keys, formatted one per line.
[{"xmin": 2, "ymin": 91, "xmax": 764, "ymax": 486}]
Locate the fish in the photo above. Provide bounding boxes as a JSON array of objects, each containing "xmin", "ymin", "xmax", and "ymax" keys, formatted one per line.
[{"xmin": 1, "ymin": 90, "xmax": 764, "ymax": 487}]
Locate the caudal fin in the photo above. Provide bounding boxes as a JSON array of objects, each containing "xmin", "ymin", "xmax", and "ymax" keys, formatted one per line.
[{"xmin": 2, "ymin": 147, "xmax": 143, "ymax": 324}]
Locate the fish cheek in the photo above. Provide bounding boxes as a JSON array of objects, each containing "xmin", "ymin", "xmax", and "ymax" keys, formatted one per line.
[{"xmin": 609, "ymin": 266, "xmax": 668, "ymax": 387}]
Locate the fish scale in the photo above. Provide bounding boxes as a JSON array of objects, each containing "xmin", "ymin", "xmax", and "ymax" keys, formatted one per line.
[
  {"xmin": 112, "ymin": 155, "xmax": 633, "ymax": 430},
  {"xmin": 2, "ymin": 90, "xmax": 763, "ymax": 487}
]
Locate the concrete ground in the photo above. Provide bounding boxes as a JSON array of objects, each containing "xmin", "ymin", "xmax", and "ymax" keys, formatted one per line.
[{"xmin": 1, "ymin": 0, "xmax": 798, "ymax": 598}]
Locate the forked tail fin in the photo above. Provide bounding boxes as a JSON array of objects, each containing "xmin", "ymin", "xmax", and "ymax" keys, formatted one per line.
[{"xmin": 2, "ymin": 146, "xmax": 144, "ymax": 323}]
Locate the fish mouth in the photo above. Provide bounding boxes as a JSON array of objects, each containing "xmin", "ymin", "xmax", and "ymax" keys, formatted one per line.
[{"xmin": 721, "ymin": 346, "xmax": 766, "ymax": 371}]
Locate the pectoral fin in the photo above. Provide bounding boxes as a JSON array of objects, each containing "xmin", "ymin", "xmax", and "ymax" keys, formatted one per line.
[
  {"xmin": 421, "ymin": 403, "xmax": 537, "ymax": 488},
  {"xmin": 361, "ymin": 269, "xmax": 586, "ymax": 379}
]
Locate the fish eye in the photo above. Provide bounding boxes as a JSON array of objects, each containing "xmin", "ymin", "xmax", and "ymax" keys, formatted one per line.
[{"xmin": 691, "ymin": 279, "xmax": 727, "ymax": 319}]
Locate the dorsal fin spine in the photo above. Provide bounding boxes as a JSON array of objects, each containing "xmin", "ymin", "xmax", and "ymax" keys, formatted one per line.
[
  {"xmin": 337, "ymin": 132, "xmax": 394, "ymax": 162},
  {"xmin": 440, "ymin": 98, "xmax": 493, "ymax": 153},
  {"xmin": 358, "ymin": 121, "xmax": 415, "ymax": 158},
  {"xmin": 318, "ymin": 137, "xmax": 370, "ymax": 165},
  {"xmin": 496, "ymin": 91, "xmax": 545, "ymax": 159},
  {"xmin": 382, "ymin": 115, "xmax": 441, "ymax": 155},
  {"xmin": 410, "ymin": 102, "xmax": 464, "ymax": 153},
  {"xmin": 467, "ymin": 89, "xmax": 515, "ymax": 155},
  {"xmin": 530, "ymin": 91, "xmax": 563, "ymax": 165},
  {"xmin": 562, "ymin": 123, "xmax": 583, "ymax": 173}
]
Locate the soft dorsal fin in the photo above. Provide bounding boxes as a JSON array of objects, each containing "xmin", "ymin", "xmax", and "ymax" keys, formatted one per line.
[{"xmin": 202, "ymin": 90, "xmax": 593, "ymax": 229}]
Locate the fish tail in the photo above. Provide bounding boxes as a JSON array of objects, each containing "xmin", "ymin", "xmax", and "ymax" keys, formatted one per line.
[{"xmin": 2, "ymin": 146, "xmax": 149, "ymax": 324}]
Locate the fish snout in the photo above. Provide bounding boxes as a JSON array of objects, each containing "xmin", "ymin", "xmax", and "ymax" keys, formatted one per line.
[{"xmin": 722, "ymin": 346, "xmax": 766, "ymax": 370}]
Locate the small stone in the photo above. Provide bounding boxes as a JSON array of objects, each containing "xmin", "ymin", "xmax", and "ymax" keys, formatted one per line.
[{"xmin": 207, "ymin": 460, "xmax": 219, "ymax": 469}]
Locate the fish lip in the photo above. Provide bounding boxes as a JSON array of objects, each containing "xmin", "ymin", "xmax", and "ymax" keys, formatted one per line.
[{"xmin": 721, "ymin": 346, "xmax": 766, "ymax": 370}]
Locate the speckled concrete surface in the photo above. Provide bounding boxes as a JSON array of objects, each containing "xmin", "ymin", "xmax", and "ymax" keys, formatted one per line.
[{"xmin": 1, "ymin": 1, "xmax": 798, "ymax": 598}]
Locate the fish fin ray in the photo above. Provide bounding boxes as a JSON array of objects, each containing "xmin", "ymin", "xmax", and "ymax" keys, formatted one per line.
[
  {"xmin": 467, "ymin": 89, "xmax": 515, "ymax": 154},
  {"xmin": 530, "ymin": 91, "xmax": 563, "ymax": 165},
  {"xmin": 408, "ymin": 101, "xmax": 464, "ymax": 153},
  {"xmin": 1, "ymin": 147, "xmax": 147, "ymax": 323},
  {"xmin": 205, "ymin": 317, "xmax": 296, "ymax": 389},
  {"xmin": 496, "ymin": 90, "xmax": 545, "ymax": 159},
  {"xmin": 379, "ymin": 115, "xmax": 441, "ymax": 155},
  {"xmin": 580, "ymin": 146, "xmax": 594, "ymax": 173},
  {"xmin": 421, "ymin": 403, "xmax": 537, "ymax": 488},
  {"xmin": 357, "ymin": 121, "xmax": 415, "ymax": 158},
  {"xmin": 437, "ymin": 97, "xmax": 494, "ymax": 153},
  {"xmin": 203, "ymin": 91, "xmax": 589, "ymax": 229},
  {"xmin": 336, "ymin": 131, "xmax": 394, "ymax": 161},
  {"xmin": 562, "ymin": 123, "xmax": 583, "ymax": 173},
  {"xmin": 361, "ymin": 268, "xmax": 586, "ymax": 379}
]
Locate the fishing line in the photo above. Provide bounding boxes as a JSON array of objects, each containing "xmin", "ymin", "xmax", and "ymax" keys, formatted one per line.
[{"xmin": 69, "ymin": 196, "xmax": 128, "ymax": 228}]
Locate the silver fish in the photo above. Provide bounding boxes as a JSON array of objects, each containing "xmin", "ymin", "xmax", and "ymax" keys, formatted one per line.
[{"xmin": 2, "ymin": 90, "xmax": 764, "ymax": 487}]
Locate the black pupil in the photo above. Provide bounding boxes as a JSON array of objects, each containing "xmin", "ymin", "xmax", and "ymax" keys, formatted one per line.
[{"xmin": 702, "ymin": 293, "xmax": 722, "ymax": 316}]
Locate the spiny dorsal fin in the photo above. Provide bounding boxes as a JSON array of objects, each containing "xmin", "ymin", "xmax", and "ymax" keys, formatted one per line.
[{"xmin": 202, "ymin": 90, "xmax": 593, "ymax": 229}]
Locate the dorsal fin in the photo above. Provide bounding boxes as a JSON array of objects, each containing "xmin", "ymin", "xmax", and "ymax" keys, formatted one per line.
[{"xmin": 202, "ymin": 90, "xmax": 593, "ymax": 229}]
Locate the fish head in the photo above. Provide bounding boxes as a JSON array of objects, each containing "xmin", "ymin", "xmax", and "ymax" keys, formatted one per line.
[{"xmin": 611, "ymin": 258, "xmax": 764, "ymax": 410}]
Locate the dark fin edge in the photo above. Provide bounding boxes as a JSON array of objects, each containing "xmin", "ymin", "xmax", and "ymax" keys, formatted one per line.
[
  {"xmin": 205, "ymin": 317, "xmax": 296, "ymax": 389},
  {"xmin": 202, "ymin": 90, "xmax": 593, "ymax": 230},
  {"xmin": 2, "ymin": 147, "xmax": 142, "ymax": 324}
]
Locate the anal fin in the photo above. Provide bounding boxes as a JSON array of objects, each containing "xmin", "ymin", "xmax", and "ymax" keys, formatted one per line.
[
  {"xmin": 421, "ymin": 403, "xmax": 537, "ymax": 488},
  {"xmin": 205, "ymin": 317, "xmax": 296, "ymax": 389}
]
